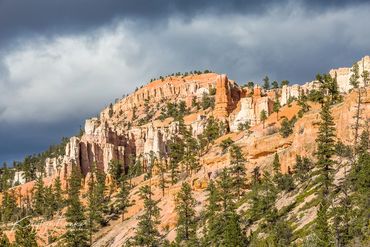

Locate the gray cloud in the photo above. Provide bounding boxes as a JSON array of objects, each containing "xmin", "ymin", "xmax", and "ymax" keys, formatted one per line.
[
  {"xmin": 0, "ymin": 0, "xmax": 368, "ymax": 46},
  {"xmin": 1, "ymin": 1, "xmax": 370, "ymax": 163}
]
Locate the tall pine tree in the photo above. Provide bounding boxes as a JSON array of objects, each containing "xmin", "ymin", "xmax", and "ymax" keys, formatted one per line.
[
  {"xmin": 314, "ymin": 101, "xmax": 336, "ymax": 246},
  {"xmin": 133, "ymin": 185, "xmax": 161, "ymax": 246},
  {"xmin": 175, "ymin": 182, "xmax": 198, "ymax": 246},
  {"xmin": 115, "ymin": 175, "xmax": 132, "ymax": 222},
  {"xmin": 64, "ymin": 165, "xmax": 89, "ymax": 247},
  {"xmin": 14, "ymin": 217, "xmax": 38, "ymax": 247},
  {"xmin": 229, "ymin": 144, "xmax": 247, "ymax": 199}
]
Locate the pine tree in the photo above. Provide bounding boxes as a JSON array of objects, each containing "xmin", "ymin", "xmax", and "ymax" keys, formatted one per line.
[
  {"xmin": 272, "ymin": 80, "xmax": 279, "ymax": 89},
  {"xmin": 248, "ymin": 173, "xmax": 277, "ymax": 222},
  {"xmin": 347, "ymin": 129, "xmax": 370, "ymax": 244},
  {"xmin": 14, "ymin": 217, "xmax": 38, "ymax": 247},
  {"xmin": 1, "ymin": 189, "xmax": 18, "ymax": 223},
  {"xmin": 294, "ymin": 155, "xmax": 313, "ymax": 182},
  {"xmin": 53, "ymin": 175, "xmax": 64, "ymax": 211},
  {"xmin": 260, "ymin": 110, "xmax": 267, "ymax": 128},
  {"xmin": 281, "ymin": 80, "xmax": 290, "ymax": 87},
  {"xmin": 316, "ymin": 102, "xmax": 336, "ymax": 197},
  {"xmin": 263, "ymin": 76, "xmax": 270, "ymax": 90},
  {"xmin": 32, "ymin": 175, "xmax": 45, "ymax": 216},
  {"xmin": 273, "ymin": 97, "xmax": 281, "ymax": 121},
  {"xmin": 279, "ymin": 118, "xmax": 293, "ymax": 137},
  {"xmin": 203, "ymin": 117, "xmax": 220, "ymax": 148},
  {"xmin": 183, "ymin": 129, "xmax": 200, "ymax": 176},
  {"xmin": 115, "ymin": 175, "xmax": 132, "ymax": 222},
  {"xmin": 175, "ymin": 182, "xmax": 198, "ymax": 245},
  {"xmin": 86, "ymin": 163, "xmax": 107, "ymax": 245},
  {"xmin": 64, "ymin": 165, "xmax": 89, "ymax": 247},
  {"xmin": 229, "ymin": 144, "xmax": 247, "ymax": 199},
  {"xmin": 133, "ymin": 185, "xmax": 161, "ymax": 246},
  {"xmin": 251, "ymin": 166, "xmax": 261, "ymax": 185},
  {"xmin": 44, "ymin": 185, "xmax": 55, "ymax": 220},
  {"xmin": 0, "ymin": 231, "xmax": 11, "ymax": 247},
  {"xmin": 218, "ymin": 169, "xmax": 246, "ymax": 247},
  {"xmin": 272, "ymin": 153, "xmax": 281, "ymax": 175},
  {"xmin": 315, "ymin": 200, "xmax": 332, "ymax": 247},
  {"xmin": 314, "ymin": 101, "xmax": 336, "ymax": 247},
  {"xmin": 108, "ymin": 160, "xmax": 123, "ymax": 185},
  {"xmin": 156, "ymin": 159, "xmax": 168, "ymax": 197},
  {"xmin": 316, "ymin": 73, "xmax": 341, "ymax": 105},
  {"xmin": 168, "ymin": 136, "xmax": 184, "ymax": 185},
  {"xmin": 202, "ymin": 180, "xmax": 221, "ymax": 246}
]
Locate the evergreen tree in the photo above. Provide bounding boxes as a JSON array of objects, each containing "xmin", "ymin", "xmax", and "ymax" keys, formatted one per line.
[
  {"xmin": 260, "ymin": 110, "xmax": 267, "ymax": 128},
  {"xmin": 347, "ymin": 129, "xmax": 370, "ymax": 244},
  {"xmin": 271, "ymin": 217, "xmax": 293, "ymax": 247},
  {"xmin": 316, "ymin": 102, "xmax": 336, "ymax": 197},
  {"xmin": 279, "ymin": 118, "xmax": 293, "ymax": 138},
  {"xmin": 86, "ymin": 163, "xmax": 107, "ymax": 245},
  {"xmin": 108, "ymin": 160, "xmax": 123, "ymax": 185},
  {"xmin": 14, "ymin": 217, "xmax": 38, "ymax": 247},
  {"xmin": 294, "ymin": 155, "xmax": 313, "ymax": 183},
  {"xmin": 175, "ymin": 182, "xmax": 198, "ymax": 246},
  {"xmin": 316, "ymin": 73, "xmax": 341, "ymax": 105},
  {"xmin": 272, "ymin": 80, "xmax": 279, "ymax": 89},
  {"xmin": 183, "ymin": 130, "xmax": 200, "ymax": 176},
  {"xmin": 202, "ymin": 117, "xmax": 220, "ymax": 148},
  {"xmin": 220, "ymin": 138, "xmax": 234, "ymax": 154},
  {"xmin": 273, "ymin": 97, "xmax": 281, "ymax": 121},
  {"xmin": 248, "ymin": 173, "xmax": 277, "ymax": 222},
  {"xmin": 32, "ymin": 175, "xmax": 46, "ymax": 216},
  {"xmin": 251, "ymin": 166, "xmax": 261, "ymax": 185},
  {"xmin": 53, "ymin": 175, "xmax": 64, "ymax": 211},
  {"xmin": 217, "ymin": 169, "xmax": 246, "ymax": 247},
  {"xmin": 156, "ymin": 159, "xmax": 168, "ymax": 197},
  {"xmin": 281, "ymin": 80, "xmax": 290, "ymax": 87},
  {"xmin": 313, "ymin": 101, "xmax": 336, "ymax": 247},
  {"xmin": 315, "ymin": 200, "xmax": 332, "ymax": 247},
  {"xmin": 362, "ymin": 68, "xmax": 369, "ymax": 87},
  {"xmin": 64, "ymin": 165, "xmax": 89, "ymax": 247},
  {"xmin": 1, "ymin": 189, "xmax": 18, "ymax": 223},
  {"xmin": 202, "ymin": 180, "xmax": 221, "ymax": 246},
  {"xmin": 168, "ymin": 136, "xmax": 184, "ymax": 185},
  {"xmin": 263, "ymin": 76, "xmax": 270, "ymax": 90},
  {"xmin": 272, "ymin": 153, "xmax": 281, "ymax": 175},
  {"xmin": 0, "ymin": 231, "xmax": 11, "ymax": 247},
  {"xmin": 115, "ymin": 175, "xmax": 132, "ymax": 222},
  {"xmin": 44, "ymin": 185, "xmax": 55, "ymax": 220},
  {"xmin": 133, "ymin": 185, "xmax": 161, "ymax": 246},
  {"xmin": 229, "ymin": 145, "xmax": 247, "ymax": 199}
]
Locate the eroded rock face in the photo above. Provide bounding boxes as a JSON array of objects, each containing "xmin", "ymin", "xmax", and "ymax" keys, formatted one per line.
[
  {"xmin": 281, "ymin": 85, "xmax": 301, "ymax": 106},
  {"xmin": 329, "ymin": 55, "xmax": 370, "ymax": 92},
  {"xmin": 32, "ymin": 56, "xmax": 369, "ymax": 181},
  {"xmin": 230, "ymin": 96, "xmax": 273, "ymax": 131},
  {"xmin": 214, "ymin": 74, "xmax": 232, "ymax": 118}
]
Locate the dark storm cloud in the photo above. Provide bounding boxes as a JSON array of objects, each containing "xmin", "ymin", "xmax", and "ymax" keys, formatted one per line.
[
  {"xmin": 0, "ymin": 0, "xmax": 369, "ymax": 46},
  {"xmin": 0, "ymin": 119, "xmax": 85, "ymax": 165}
]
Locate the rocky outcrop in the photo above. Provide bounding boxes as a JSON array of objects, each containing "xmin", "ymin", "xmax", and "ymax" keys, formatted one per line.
[
  {"xmin": 281, "ymin": 84, "xmax": 301, "ymax": 106},
  {"xmin": 214, "ymin": 74, "xmax": 232, "ymax": 118},
  {"xmin": 329, "ymin": 55, "xmax": 370, "ymax": 92},
  {"xmin": 214, "ymin": 74, "xmax": 241, "ymax": 118},
  {"xmin": 230, "ymin": 96, "xmax": 273, "ymax": 131},
  {"xmin": 39, "ymin": 56, "xmax": 370, "ymax": 179}
]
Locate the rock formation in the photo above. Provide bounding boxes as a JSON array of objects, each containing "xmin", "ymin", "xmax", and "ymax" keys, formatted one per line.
[{"xmin": 330, "ymin": 55, "xmax": 370, "ymax": 92}]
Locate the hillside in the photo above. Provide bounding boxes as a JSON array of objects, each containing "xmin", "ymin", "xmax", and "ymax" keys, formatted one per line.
[{"xmin": 0, "ymin": 56, "xmax": 369, "ymax": 246}]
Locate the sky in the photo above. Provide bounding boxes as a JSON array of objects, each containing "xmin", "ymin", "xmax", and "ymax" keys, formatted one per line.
[{"xmin": 1, "ymin": 0, "xmax": 370, "ymax": 164}]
